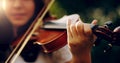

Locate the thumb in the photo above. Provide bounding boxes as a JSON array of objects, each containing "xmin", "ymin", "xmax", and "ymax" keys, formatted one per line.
[{"xmin": 91, "ymin": 19, "xmax": 98, "ymax": 25}]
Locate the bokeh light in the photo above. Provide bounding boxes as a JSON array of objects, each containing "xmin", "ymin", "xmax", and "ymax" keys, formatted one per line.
[{"xmin": 0, "ymin": 0, "xmax": 2, "ymax": 10}]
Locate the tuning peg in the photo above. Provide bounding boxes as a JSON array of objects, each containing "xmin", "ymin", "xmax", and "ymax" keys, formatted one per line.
[
  {"xmin": 113, "ymin": 26, "xmax": 120, "ymax": 33},
  {"xmin": 104, "ymin": 21, "xmax": 115, "ymax": 30},
  {"xmin": 108, "ymin": 43, "xmax": 112, "ymax": 47}
]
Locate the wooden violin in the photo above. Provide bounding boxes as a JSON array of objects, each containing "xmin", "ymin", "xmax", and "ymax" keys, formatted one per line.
[
  {"xmin": 7, "ymin": 13, "xmax": 120, "ymax": 63},
  {"xmin": 5, "ymin": 0, "xmax": 120, "ymax": 62},
  {"xmin": 35, "ymin": 19, "xmax": 120, "ymax": 53},
  {"xmin": 91, "ymin": 21, "xmax": 120, "ymax": 46}
]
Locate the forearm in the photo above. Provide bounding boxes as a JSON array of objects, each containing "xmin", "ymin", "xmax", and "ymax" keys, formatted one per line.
[{"xmin": 67, "ymin": 50, "xmax": 91, "ymax": 63}]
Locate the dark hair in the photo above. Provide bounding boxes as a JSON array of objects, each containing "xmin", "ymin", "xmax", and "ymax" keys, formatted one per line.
[
  {"xmin": 0, "ymin": 0, "xmax": 45, "ymax": 62},
  {"xmin": 0, "ymin": 0, "xmax": 45, "ymax": 44}
]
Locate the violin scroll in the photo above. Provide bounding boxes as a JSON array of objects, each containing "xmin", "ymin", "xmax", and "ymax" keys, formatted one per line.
[{"xmin": 91, "ymin": 21, "xmax": 120, "ymax": 46}]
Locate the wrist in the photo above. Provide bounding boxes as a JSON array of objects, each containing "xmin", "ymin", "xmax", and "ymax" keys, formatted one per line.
[
  {"xmin": 71, "ymin": 50, "xmax": 91, "ymax": 63},
  {"xmin": 72, "ymin": 48, "xmax": 91, "ymax": 56},
  {"xmin": 70, "ymin": 44, "xmax": 92, "ymax": 56}
]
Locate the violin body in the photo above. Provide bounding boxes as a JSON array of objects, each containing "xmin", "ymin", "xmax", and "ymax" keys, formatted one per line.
[
  {"xmin": 34, "ymin": 29, "xmax": 67, "ymax": 53},
  {"xmin": 37, "ymin": 20, "xmax": 120, "ymax": 53}
]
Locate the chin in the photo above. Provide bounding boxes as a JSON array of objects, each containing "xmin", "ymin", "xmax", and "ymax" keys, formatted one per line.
[
  {"xmin": 11, "ymin": 20, "xmax": 28, "ymax": 26},
  {"xmin": 12, "ymin": 22, "xmax": 26, "ymax": 27}
]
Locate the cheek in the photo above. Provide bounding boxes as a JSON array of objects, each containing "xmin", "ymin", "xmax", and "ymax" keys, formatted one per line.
[
  {"xmin": 27, "ymin": 7, "xmax": 34, "ymax": 17},
  {"xmin": 27, "ymin": 6, "xmax": 35, "ymax": 18},
  {"xmin": 25, "ymin": 5, "xmax": 35, "ymax": 22},
  {"xmin": 3, "ymin": 2, "xmax": 13, "ymax": 20},
  {"xmin": 3, "ymin": 6, "xmax": 13, "ymax": 24}
]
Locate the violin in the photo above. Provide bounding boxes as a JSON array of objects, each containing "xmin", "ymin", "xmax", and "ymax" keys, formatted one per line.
[
  {"xmin": 7, "ymin": 14, "xmax": 120, "ymax": 63},
  {"xmin": 35, "ymin": 18, "xmax": 120, "ymax": 53},
  {"xmin": 91, "ymin": 21, "xmax": 120, "ymax": 46},
  {"xmin": 5, "ymin": 0, "xmax": 120, "ymax": 63}
]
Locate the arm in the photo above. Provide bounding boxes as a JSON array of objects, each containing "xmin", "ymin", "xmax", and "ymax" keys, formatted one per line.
[{"xmin": 66, "ymin": 18, "xmax": 97, "ymax": 63}]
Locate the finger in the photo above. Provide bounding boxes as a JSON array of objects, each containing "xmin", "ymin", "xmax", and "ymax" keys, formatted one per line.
[
  {"xmin": 91, "ymin": 19, "xmax": 98, "ymax": 25},
  {"xmin": 67, "ymin": 19, "xmax": 73, "ymax": 38},
  {"xmin": 91, "ymin": 20, "xmax": 98, "ymax": 42},
  {"xmin": 76, "ymin": 20, "xmax": 84, "ymax": 36},
  {"xmin": 78, "ymin": 18, "xmax": 83, "ymax": 23},
  {"xmin": 70, "ymin": 23, "xmax": 78, "ymax": 38},
  {"xmin": 84, "ymin": 23, "xmax": 92, "ymax": 36}
]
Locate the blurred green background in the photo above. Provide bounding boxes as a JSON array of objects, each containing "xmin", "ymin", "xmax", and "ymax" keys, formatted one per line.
[{"xmin": 49, "ymin": 0, "xmax": 120, "ymax": 26}]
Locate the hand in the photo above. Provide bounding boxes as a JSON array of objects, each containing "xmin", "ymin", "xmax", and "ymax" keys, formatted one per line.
[{"xmin": 67, "ymin": 18, "xmax": 97, "ymax": 55}]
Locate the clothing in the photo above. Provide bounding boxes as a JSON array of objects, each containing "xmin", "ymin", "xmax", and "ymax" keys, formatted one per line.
[
  {"xmin": 0, "ymin": 19, "xmax": 14, "ymax": 63},
  {"xmin": 13, "ymin": 45, "xmax": 72, "ymax": 63},
  {"xmin": 92, "ymin": 39, "xmax": 120, "ymax": 63}
]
